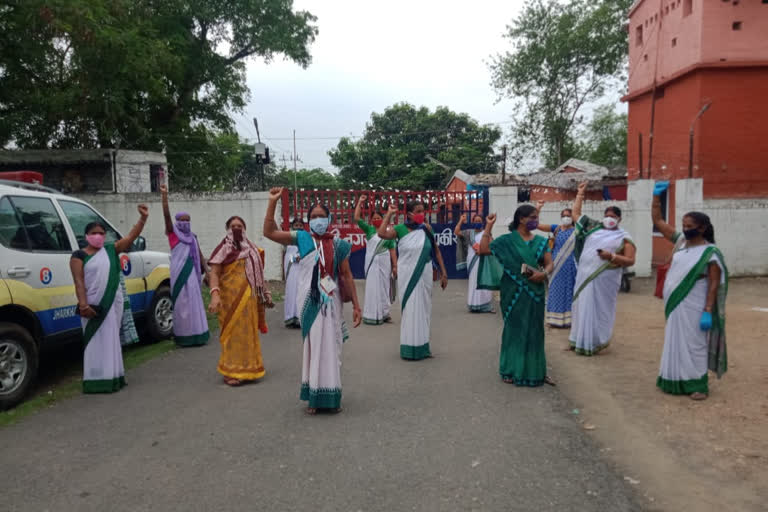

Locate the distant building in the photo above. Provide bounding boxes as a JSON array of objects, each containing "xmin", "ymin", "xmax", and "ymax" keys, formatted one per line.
[
  {"xmin": 526, "ymin": 159, "xmax": 627, "ymax": 202},
  {"xmin": 445, "ymin": 159, "xmax": 626, "ymax": 206},
  {"xmin": 624, "ymin": 0, "xmax": 768, "ymax": 198},
  {"xmin": 0, "ymin": 150, "xmax": 167, "ymax": 194}
]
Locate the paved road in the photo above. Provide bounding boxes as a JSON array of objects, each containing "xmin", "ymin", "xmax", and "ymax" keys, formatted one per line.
[{"xmin": 3, "ymin": 283, "xmax": 643, "ymax": 511}]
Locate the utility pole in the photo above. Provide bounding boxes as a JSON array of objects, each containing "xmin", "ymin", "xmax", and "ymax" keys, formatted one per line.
[
  {"xmin": 501, "ymin": 145, "xmax": 508, "ymax": 185},
  {"xmin": 293, "ymin": 129, "xmax": 298, "ymax": 194},
  {"xmin": 688, "ymin": 102, "xmax": 711, "ymax": 178}
]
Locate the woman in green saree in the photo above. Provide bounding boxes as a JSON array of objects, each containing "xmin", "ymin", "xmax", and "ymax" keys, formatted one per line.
[{"xmin": 477, "ymin": 205, "xmax": 555, "ymax": 386}]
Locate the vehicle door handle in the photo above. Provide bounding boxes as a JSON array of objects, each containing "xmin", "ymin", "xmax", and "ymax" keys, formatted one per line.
[{"xmin": 7, "ymin": 266, "xmax": 31, "ymax": 278}]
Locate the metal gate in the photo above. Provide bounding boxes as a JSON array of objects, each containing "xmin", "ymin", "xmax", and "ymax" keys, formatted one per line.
[{"xmin": 280, "ymin": 188, "xmax": 489, "ymax": 279}]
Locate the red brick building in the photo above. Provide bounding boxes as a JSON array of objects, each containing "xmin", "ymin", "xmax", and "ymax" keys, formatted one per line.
[{"xmin": 624, "ymin": 0, "xmax": 768, "ymax": 198}]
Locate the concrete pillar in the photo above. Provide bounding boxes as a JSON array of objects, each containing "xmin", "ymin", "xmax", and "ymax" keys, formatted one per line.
[
  {"xmin": 625, "ymin": 179, "xmax": 654, "ymax": 277},
  {"xmin": 674, "ymin": 178, "xmax": 704, "ymax": 228},
  {"xmin": 488, "ymin": 186, "xmax": 518, "ymax": 238}
]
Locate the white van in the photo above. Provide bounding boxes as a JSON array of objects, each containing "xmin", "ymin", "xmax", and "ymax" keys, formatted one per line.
[{"xmin": 0, "ymin": 180, "xmax": 172, "ymax": 409}]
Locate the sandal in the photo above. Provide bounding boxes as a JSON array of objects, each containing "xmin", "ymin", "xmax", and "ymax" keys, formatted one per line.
[
  {"xmin": 305, "ymin": 407, "xmax": 317, "ymax": 415},
  {"xmin": 544, "ymin": 375, "xmax": 556, "ymax": 386},
  {"xmin": 690, "ymin": 392, "xmax": 708, "ymax": 401},
  {"xmin": 224, "ymin": 377, "xmax": 243, "ymax": 387},
  {"xmin": 502, "ymin": 377, "xmax": 515, "ymax": 384}
]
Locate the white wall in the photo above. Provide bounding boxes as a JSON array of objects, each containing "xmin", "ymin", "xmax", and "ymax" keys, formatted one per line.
[
  {"xmin": 75, "ymin": 192, "xmax": 286, "ymax": 280},
  {"xmin": 674, "ymin": 179, "xmax": 768, "ymax": 276},
  {"xmin": 489, "ymin": 180, "xmax": 654, "ymax": 277},
  {"xmin": 74, "ymin": 179, "xmax": 767, "ymax": 280}
]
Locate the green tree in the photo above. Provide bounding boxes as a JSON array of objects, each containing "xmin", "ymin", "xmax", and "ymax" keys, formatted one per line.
[
  {"xmin": 489, "ymin": 0, "xmax": 632, "ymax": 169},
  {"xmin": 575, "ymin": 105, "xmax": 627, "ymax": 167},
  {"xmin": 267, "ymin": 167, "xmax": 340, "ymax": 190},
  {"xmin": 0, "ymin": 0, "xmax": 317, "ymax": 179},
  {"xmin": 329, "ymin": 103, "xmax": 502, "ymax": 190}
]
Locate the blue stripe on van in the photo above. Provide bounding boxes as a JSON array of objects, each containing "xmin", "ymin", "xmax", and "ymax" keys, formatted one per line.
[{"xmin": 36, "ymin": 292, "xmax": 154, "ymax": 336}]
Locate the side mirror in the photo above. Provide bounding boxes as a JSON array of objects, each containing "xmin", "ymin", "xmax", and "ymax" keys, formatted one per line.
[{"xmin": 131, "ymin": 236, "xmax": 147, "ymax": 252}]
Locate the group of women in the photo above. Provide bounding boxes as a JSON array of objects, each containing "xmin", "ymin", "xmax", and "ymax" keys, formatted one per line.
[
  {"xmin": 476, "ymin": 180, "xmax": 727, "ymax": 400},
  {"xmin": 69, "ymin": 180, "xmax": 727, "ymax": 411}
]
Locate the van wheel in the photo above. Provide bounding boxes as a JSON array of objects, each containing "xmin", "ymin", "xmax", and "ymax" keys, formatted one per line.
[
  {"xmin": 0, "ymin": 322, "xmax": 38, "ymax": 411},
  {"xmin": 146, "ymin": 285, "xmax": 173, "ymax": 342}
]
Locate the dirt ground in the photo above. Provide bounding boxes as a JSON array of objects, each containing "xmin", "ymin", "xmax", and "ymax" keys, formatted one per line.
[{"xmin": 545, "ymin": 277, "xmax": 768, "ymax": 512}]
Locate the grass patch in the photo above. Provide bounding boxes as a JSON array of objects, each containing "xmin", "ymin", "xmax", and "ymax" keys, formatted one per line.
[{"xmin": 0, "ymin": 339, "xmax": 176, "ymax": 429}]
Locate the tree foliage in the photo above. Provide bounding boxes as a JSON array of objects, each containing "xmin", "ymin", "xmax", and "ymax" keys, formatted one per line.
[
  {"xmin": 489, "ymin": 0, "xmax": 632, "ymax": 169},
  {"xmin": 0, "ymin": 0, "xmax": 317, "ymax": 183},
  {"xmin": 267, "ymin": 167, "xmax": 340, "ymax": 190},
  {"xmin": 575, "ymin": 105, "xmax": 627, "ymax": 167},
  {"xmin": 329, "ymin": 103, "xmax": 502, "ymax": 190}
]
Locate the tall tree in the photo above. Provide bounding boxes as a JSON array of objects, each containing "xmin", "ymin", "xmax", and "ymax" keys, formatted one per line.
[
  {"xmin": 575, "ymin": 105, "xmax": 627, "ymax": 167},
  {"xmin": 0, "ymin": 0, "xmax": 317, "ymax": 182},
  {"xmin": 489, "ymin": 0, "xmax": 632, "ymax": 169},
  {"xmin": 329, "ymin": 103, "xmax": 502, "ymax": 190}
]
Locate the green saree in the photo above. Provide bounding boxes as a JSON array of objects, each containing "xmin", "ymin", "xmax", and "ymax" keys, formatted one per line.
[{"xmin": 479, "ymin": 231, "xmax": 549, "ymax": 386}]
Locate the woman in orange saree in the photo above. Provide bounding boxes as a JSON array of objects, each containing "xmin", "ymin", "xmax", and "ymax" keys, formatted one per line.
[{"xmin": 208, "ymin": 216, "xmax": 272, "ymax": 386}]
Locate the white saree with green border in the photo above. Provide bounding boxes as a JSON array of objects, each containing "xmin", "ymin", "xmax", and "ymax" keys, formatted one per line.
[
  {"xmin": 81, "ymin": 244, "xmax": 126, "ymax": 393},
  {"xmin": 396, "ymin": 226, "xmax": 433, "ymax": 360},
  {"xmin": 569, "ymin": 215, "xmax": 634, "ymax": 356},
  {"xmin": 658, "ymin": 232, "xmax": 728, "ymax": 395}
]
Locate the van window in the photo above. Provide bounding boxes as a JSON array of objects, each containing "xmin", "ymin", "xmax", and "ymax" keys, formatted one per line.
[
  {"xmin": 58, "ymin": 200, "xmax": 120, "ymax": 248},
  {"xmin": 0, "ymin": 197, "xmax": 27, "ymax": 249},
  {"xmin": 0, "ymin": 196, "xmax": 71, "ymax": 252}
]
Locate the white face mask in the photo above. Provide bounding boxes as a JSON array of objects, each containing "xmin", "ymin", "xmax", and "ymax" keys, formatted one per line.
[
  {"xmin": 602, "ymin": 217, "xmax": 619, "ymax": 229},
  {"xmin": 561, "ymin": 216, "xmax": 573, "ymax": 226}
]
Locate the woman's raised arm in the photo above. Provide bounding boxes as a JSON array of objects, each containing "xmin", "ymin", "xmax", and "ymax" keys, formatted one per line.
[
  {"xmin": 377, "ymin": 204, "xmax": 399, "ymax": 240},
  {"xmin": 263, "ymin": 187, "xmax": 294, "ymax": 246},
  {"xmin": 160, "ymin": 184, "xmax": 173, "ymax": 235},
  {"xmin": 115, "ymin": 204, "xmax": 148, "ymax": 253},
  {"xmin": 651, "ymin": 181, "xmax": 676, "ymax": 240}
]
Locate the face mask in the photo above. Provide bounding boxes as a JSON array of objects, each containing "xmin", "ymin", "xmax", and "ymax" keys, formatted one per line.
[
  {"xmin": 230, "ymin": 227, "xmax": 244, "ymax": 242},
  {"xmin": 410, "ymin": 213, "xmax": 425, "ymax": 225},
  {"xmin": 309, "ymin": 217, "xmax": 330, "ymax": 235},
  {"xmin": 525, "ymin": 219, "xmax": 539, "ymax": 231},
  {"xmin": 602, "ymin": 217, "xmax": 619, "ymax": 229},
  {"xmin": 371, "ymin": 219, "xmax": 383, "ymax": 228},
  {"xmin": 561, "ymin": 216, "xmax": 573, "ymax": 226},
  {"xmin": 176, "ymin": 221, "xmax": 191, "ymax": 234},
  {"xmin": 86, "ymin": 233, "xmax": 105, "ymax": 249},
  {"xmin": 683, "ymin": 228, "xmax": 701, "ymax": 240}
]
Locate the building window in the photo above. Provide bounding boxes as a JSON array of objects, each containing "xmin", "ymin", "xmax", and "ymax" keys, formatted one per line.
[
  {"xmin": 636, "ymin": 25, "xmax": 643, "ymax": 46},
  {"xmin": 672, "ymin": 37, "xmax": 677, "ymax": 47},
  {"xmin": 732, "ymin": 21, "xmax": 742, "ymax": 30},
  {"xmin": 683, "ymin": 0, "xmax": 693, "ymax": 16}
]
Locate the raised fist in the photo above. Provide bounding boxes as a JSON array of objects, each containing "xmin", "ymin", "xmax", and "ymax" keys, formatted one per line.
[{"xmin": 269, "ymin": 187, "xmax": 283, "ymax": 202}]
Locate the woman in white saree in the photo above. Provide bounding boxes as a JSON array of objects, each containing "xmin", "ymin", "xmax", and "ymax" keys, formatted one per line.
[
  {"xmin": 264, "ymin": 188, "xmax": 362, "ymax": 414},
  {"xmin": 354, "ymin": 195, "xmax": 397, "ymax": 325},
  {"xmin": 651, "ymin": 181, "xmax": 727, "ymax": 400},
  {"xmin": 283, "ymin": 218, "xmax": 306, "ymax": 328},
  {"xmin": 454, "ymin": 213, "xmax": 494, "ymax": 313},
  {"xmin": 567, "ymin": 182, "xmax": 636, "ymax": 356},
  {"xmin": 378, "ymin": 201, "xmax": 448, "ymax": 360},
  {"xmin": 69, "ymin": 204, "xmax": 149, "ymax": 393}
]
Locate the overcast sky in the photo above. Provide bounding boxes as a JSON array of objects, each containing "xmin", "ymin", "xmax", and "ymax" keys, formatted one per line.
[{"xmin": 234, "ymin": 0, "xmax": 528, "ymax": 172}]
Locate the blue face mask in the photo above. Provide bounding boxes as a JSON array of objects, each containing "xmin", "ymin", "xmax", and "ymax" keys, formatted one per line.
[{"xmin": 309, "ymin": 217, "xmax": 329, "ymax": 235}]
